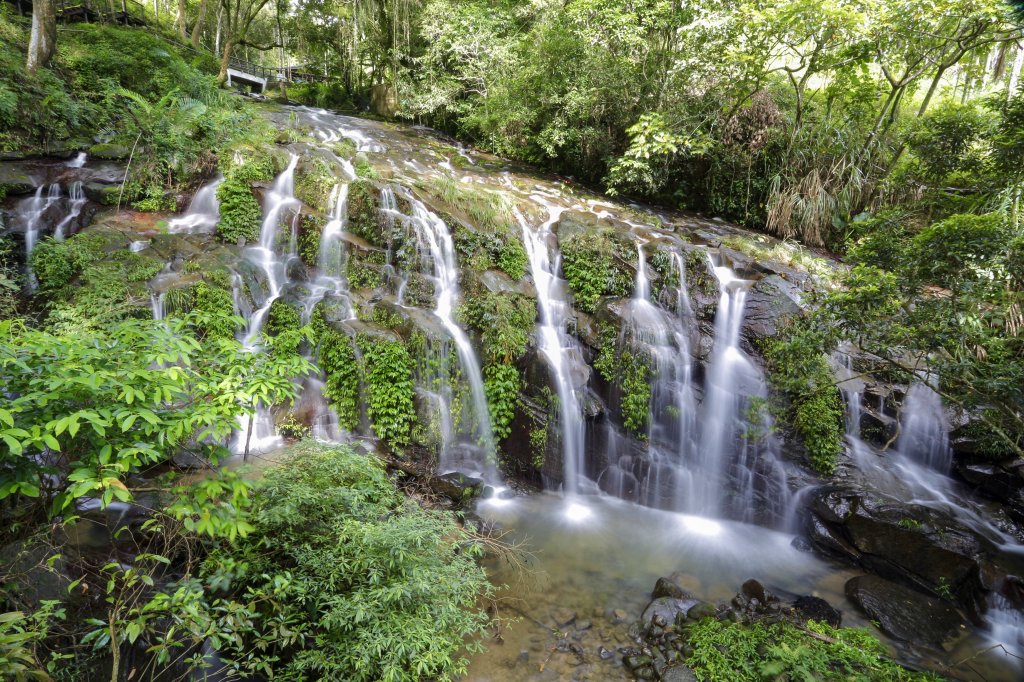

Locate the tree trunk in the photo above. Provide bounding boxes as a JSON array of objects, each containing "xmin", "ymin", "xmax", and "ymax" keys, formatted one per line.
[
  {"xmin": 26, "ymin": 0, "xmax": 57, "ymax": 74},
  {"xmin": 1009, "ymin": 47, "xmax": 1023, "ymax": 100},
  {"xmin": 218, "ymin": 38, "xmax": 234, "ymax": 85},
  {"xmin": 191, "ymin": 0, "xmax": 208, "ymax": 50},
  {"xmin": 176, "ymin": 0, "xmax": 187, "ymax": 39}
]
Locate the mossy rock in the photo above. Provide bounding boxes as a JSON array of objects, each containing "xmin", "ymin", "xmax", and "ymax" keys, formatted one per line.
[
  {"xmin": 348, "ymin": 180, "xmax": 384, "ymax": 246},
  {"xmin": 297, "ymin": 212, "xmax": 325, "ymax": 266},
  {"xmin": 88, "ymin": 143, "xmax": 132, "ymax": 160}
]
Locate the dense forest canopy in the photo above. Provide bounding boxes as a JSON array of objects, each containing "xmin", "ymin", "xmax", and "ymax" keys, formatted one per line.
[{"xmin": 2, "ymin": 0, "xmax": 1024, "ymax": 680}]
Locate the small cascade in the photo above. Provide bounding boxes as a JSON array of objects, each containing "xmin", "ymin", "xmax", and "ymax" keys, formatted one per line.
[
  {"xmin": 405, "ymin": 196, "xmax": 498, "ymax": 480},
  {"xmin": 303, "ymin": 182, "xmax": 352, "ymax": 322},
  {"xmin": 150, "ymin": 291, "xmax": 165, "ymax": 321},
  {"xmin": 898, "ymin": 381, "xmax": 952, "ymax": 472},
  {"xmin": 519, "ymin": 200, "xmax": 587, "ymax": 495},
  {"xmin": 66, "ymin": 152, "xmax": 87, "ymax": 168},
  {"xmin": 242, "ymin": 154, "xmax": 299, "ymax": 348},
  {"xmin": 168, "ymin": 175, "xmax": 223, "ymax": 234},
  {"xmin": 685, "ymin": 261, "xmax": 788, "ymax": 522},
  {"xmin": 21, "ymin": 184, "xmax": 62, "ymax": 291},
  {"xmin": 604, "ymin": 243, "xmax": 698, "ymax": 510},
  {"xmin": 53, "ymin": 181, "xmax": 86, "ymax": 240}
]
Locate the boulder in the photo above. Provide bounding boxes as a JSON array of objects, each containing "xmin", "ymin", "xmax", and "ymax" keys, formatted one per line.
[
  {"xmin": 792, "ymin": 595, "xmax": 841, "ymax": 627},
  {"xmin": 641, "ymin": 597, "xmax": 701, "ymax": 628},
  {"xmin": 652, "ymin": 576, "xmax": 693, "ymax": 600},
  {"xmin": 807, "ymin": 485, "xmax": 991, "ymax": 616},
  {"xmin": 741, "ymin": 275, "xmax": 802, "ymax": 342},
  {"xmin": 845, "ymin": 575, "xmax": 966, "ymax": 648},
  {"xmin": 662, "ymin": 665, "xmax": 699, "ymax": 682}
]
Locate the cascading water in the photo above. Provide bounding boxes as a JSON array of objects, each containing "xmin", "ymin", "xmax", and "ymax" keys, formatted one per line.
[
  {"xmin": 67, "ymin": 152, "xmax": 87, "ymax": 168},
  {"xmin": 602, "ymin": 243, "xmax": 698, "ymax": 510},
  {"xmin": 405, "ymin": 196, "xmax": 498, "ymax": 480},
  {"xmin": 168, "ymin": 175, "xmax": 223, "ymax": 234},
  {"xmin": 150, "ymin": 292, "xmax": 165, "ymax": 321},
  {"xmin": 20, "ymin": 184, "xmax": 62, "ymax": 291},
  {"xmin": 53, "ymin": 181, "xmax": 86, "ymax": 240},
  {"xmin": 519, "ymin": 201, "xmax": 587, "ymax": 495},
  {"xmin": 898, "ymin": 381, "xmax": 953, "ymax": 472},
  {"xmin": 242, "ymin": 154, "xmax": 299, "ymax": 348}
]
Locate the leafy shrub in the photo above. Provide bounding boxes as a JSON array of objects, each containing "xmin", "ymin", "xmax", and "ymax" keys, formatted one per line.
[
  {"xmin": 190, "ymin": 282, "xmax": 237, "ymax": 339},
  {"xmin": 347, "ymin": 180, "xmax": 383, "ymax": 244},
  {"xmin": 215, "ymin": 178, "xmax": 262, "ymax": 244},
  {"xmin": 460, "ymin": 290, "xmax": 535, "ymax": 363},
  {"xmin": 483, "ymin": 362, "xmax": 520, "ymax": 441},
  {"xmin": 761, "ymin": 319, "xmax": 843, "ymax": 475},
  {"xmin": 560, "ymin": 231, "xmax": 630, "ymax": 312},
  {"xmin": 317, "ymin": 329, "xmax": 361, "ymax": 431},
  {"xmin": 358, "ymin": 335, "xmax": 416, "ymax": 448},
  {"xmin": 200, "ymin": 441, "xmax": 492, "ymax": 681}
]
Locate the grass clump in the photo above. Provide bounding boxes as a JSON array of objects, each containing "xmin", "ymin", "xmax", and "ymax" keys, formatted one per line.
[{"xmin": 681, "ymin": 617, "xmax": 941, "ymax": 681}]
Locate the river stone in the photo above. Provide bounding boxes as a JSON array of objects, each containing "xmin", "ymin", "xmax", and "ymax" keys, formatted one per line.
[
  {"xmin": 652, "ymin": 576, "xmax": 693, "ymax": 600},
  {"xmin": 685, "ymin": 602, "xmax": 717, "ymax": 621},
  {"xmin": 641, "ymin": 597, "xmax": 700, "ymax": 628},
  {"xmin": 553, "ymin": 608, "xmax": 577, "ymax": 627},
  {"xmin": 792, "ymin": 595, "xmax": 841, "ymax": 627},
  {"xmin": 662, "ymin": 665, "xmax": 699, "ymax": 682},
  {"xmin": 845, "ymin": 575, "xmax": 966, "ymax": 648}
]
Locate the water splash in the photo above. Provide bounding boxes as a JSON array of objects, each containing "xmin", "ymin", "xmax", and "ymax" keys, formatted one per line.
[
  {"xmin": 169, "ymin": 175, "xmax": 223, "ymax": 234},
  {"xmin": 53, "ymin": 181, "xmax": 86, "ymax": 241}
]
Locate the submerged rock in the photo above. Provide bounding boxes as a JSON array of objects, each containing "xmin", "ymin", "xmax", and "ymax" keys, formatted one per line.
[{"xmin": 845, "ymin": 575, "xmax": 966, "ymax": 649}]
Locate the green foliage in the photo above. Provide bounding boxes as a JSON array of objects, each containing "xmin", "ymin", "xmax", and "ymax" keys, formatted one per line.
[
  {"xmin": 761, "ymin": 319, "xmax": 843, "ymax": 475},
  {"xmin": 215, "ymin": 177, "xmax": 262, "ymax": 244},
  {"xmin": 133, "ymin": 184, "xmax": 177, "ymax": 212},
  {"xmin": 265, "ymin": 299, "xmax": 305, "ymax": 357},
  {"xmin": 561, "ymin": 232, "xmax": 624, "ymax": 313},
  {"xmin": 681, "ymin": 617, "xmax": 941, "ymax": 681},
  {"xmin": 0, "ymin": 603, "xmax": 63, "ymax": 681},
  {"xmin": 190, "ymin": 282, "xmax": 237, "ymax": 340},
  {"xmin": 912, "ymin": 213, "xmax": 1005, "ymax": 290},
  {"xmin": 298, "ymin": 212, "xmax": 326, "ymax": 266},
  {"xmin": 0, "ymin": 316, "xmax": 312, "ymax": 515},
  {"xmin": 461, "ymin": 290, "xmax": 535, "ymax": 363},
  {"xmin": 317, "ymin": 329, "xmax": 362, "ymax": 431},
  {"xmin": 358, "ymin": 335, "xmax": 417, "ymax": 448},
  {"xmin": 620, "ymin": 351, "xmax": 652, "ymax": 437},
  {"xmin": 348, "ymin": 180, "xmax": 383, "ymax": 244},
  {"xmin": 194, "ymin": 442, "xmax": 492, "ymax": 681},
  {"xmin": 483, "ymin": 363, "xmax": 520, "ymax": 441},
  {"xmin": 497, "ymin": 236, "xmax": 529, "ymax": 281}
]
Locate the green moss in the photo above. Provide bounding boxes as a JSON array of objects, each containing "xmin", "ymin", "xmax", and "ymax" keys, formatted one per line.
[
  {"xmin": 295, "ymin": 157, "xmax": 337, "ymax": 212},
  {"xmin": 354, "ymin": 155, "xmax": 378, "ymax": 179},
  {"xmin": 357, "ymin": 334, "xmax": 416, "ymax": 449},
  {"xmin": 529, "ymin": 426, "xmax": 548, "ymax": 470},
  {"xmin": 221, "ymin": 150, "xmax": 276, "ymax": 184},
  {"xmin": 348, "ymin": 261, "xmax": 384, "ymax": 290},
  {"xmin": 318, "ymin": 329, "xmax": 361, "ymax": 431},
  {"xmin": 216, "ymin": 177, "xmax": 262, "ymax": 244},
  {"xmin": 761, "ymin": 319, "xmax": 843, "ymax": 475}
]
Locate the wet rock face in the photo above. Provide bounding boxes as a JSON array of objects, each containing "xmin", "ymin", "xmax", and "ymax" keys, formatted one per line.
[
  {"xmin": 806, "ymin": 485, "xmax": 991, "ymax": 616},
  {"xmin": 845, "ymin": 575, "xmax": 967, "ymax": 648}
]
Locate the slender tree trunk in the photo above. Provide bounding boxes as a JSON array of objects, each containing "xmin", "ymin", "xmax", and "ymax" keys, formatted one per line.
[
  {"xmin": 26, "ymin": 0, "xmax": 57, "ymax": 74},
  {"xmin": 176, "ymin": 0, "xmax": 187, "ymax": 39},
  {"xmin": 191, "ymin": 0, "xmax": 208, "ymax": 50},
  {"xmin": 214, "ymin": 4, "xmax": 223, "ymax": 53},
  {"xmin": 1009, "ymin": 47, "xmax": 1023, "ymax": 100},
  {"xmin": 917, "ymin": 65, "xmax": 949, "ymax": 118},
  {"xmin": 218, "ymin": 38, "xmax": 235, "ymax": 85}
]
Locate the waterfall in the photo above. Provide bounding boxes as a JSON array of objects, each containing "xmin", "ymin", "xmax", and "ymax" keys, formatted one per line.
[
  {"xmin": 21, "ymin": 184, "xmax": 62, "ymax": 291},
  {"xmin": 242, "ymin": 155, "xmax": 299, "ymax": 348},
  {"xmin": 609, "ymin": 243, "xmax": 698, "ymax": 510},
  {"xmin": 67, "ymin": 152, "xmax": 87, "ymax": 168},
  {"xmin": 519, "ymin": 200, "xmax": 587, "ymax": 495},
  {"xmin": 169, "ymin": 175, "xmax": 224, "ymax": 234},
  {"xmin": 150, "ymin": 291, "xmax": 165, "ymax": 321},
  {"xmin": 898, "ymin": 381, "xmax": 952, "ymax": 472},
  {"xmin": 405, "ymin": 196, "xmax": 498, "ymax": 481},
  {"xmin": 53, "ymin": 182, "xmax": 86, "ymax": 241}
]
